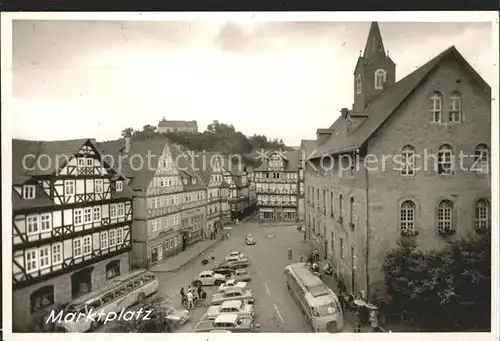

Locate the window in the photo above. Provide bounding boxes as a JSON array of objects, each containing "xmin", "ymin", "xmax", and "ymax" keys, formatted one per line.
[
  {"xmin": 84, "ymin": 207, "xmax": 92, "ymax": 223},
  {"xmin": 374, "ymin": 69, "xmax": 387, "ymax": 89},
  {"xmin": 39, "ymin": 246, "xmax": 51, "ymax": 269},
  {"xmin": 475, "ymin": 199, "xmax": 490, "ymax": 232},
  {"xmin": 116, "ymin": 181, "xmax": 123, "ymax": 192},
  {"xmin": 400, "ymin": 201, "xmax": 416, "ymax": 235},
  {"xmin": 109, "ymin": 230, "xmax": 116, "ymax": 247},
  {"xmin": 438, "ymin": 144, "xmax": 453, "ymax": 175},
  {"xmin": 23, "ymin": 185, "xmax": 36, "ymax": 199},
  {"xmin": 430, "ymin": 92, "xmax": 443, "ymax": 123},
  {"xmin": 448, "ymin": 92, "xmax": 462, "ymax": 123},
  {"xmin": 65, "ymin": 180, "xmax": 75, "ymax": 196},
  {"xmin": 401, "ymin": 145, "xmax": 416, "ymax": 176},
  {"xmin": 110, "ymin": 204, "xmax": 117, "ymax": 218},
  {"xmin": 78, "ymin": 158, "xmax": 85, "ymax": 167},
  {"xmin": 117, "ymin": 203, "xmax": 125, "ymax": 217},
  {"xmin": 86, "ymin": 158, "xmax": 94, "ymax": 166},
  {"xmin": 95, "ymin": 179, "xmax": 103, "ymax": 193},
  {"xmin": 355, "ymin": 74, "xmax": 362, "ymax": 94},
  {"xmin": 437, "ymin": 200, "xmax": 453, "ymax": 233},
  {"xmin": 27, "ymin": 215, "xmax": 39, "ymax": 234},
  {"xmin": 52, "ymin": 243, "xmax": 63, "ymax": 265},
  {"xmin": 83, "ymin": 235, "xmax": 92, "ymax": 255},
  {"xmin": 100, "ymin": 231, "xmax": 109, "ymax": 249},
  {"xmin": 349, "ymin": 197, "xmax": 355, "ymax": 226},
  {"xmin": 152, "ymin": 219, "xmax": 160, "ymax": 232},
  {"xmin": 116, "ymin": 228, "xmax": 124, "ymax": 244},
  {"xmin": 340, "ymin": 238, "xmax": 344, "ymax": 259},
  {"xmin": 93, "ymin": 206, "xmax": 101, "ymax": 221},
  {"xmin": 331, "ymin": 232, "xmax": 334, "ymax": 250},
  {"xmin": 74, "ymin": 209, "xmax": 83, "ymax": 225},
  {"xmin": 25, "ymin": 249, "xmax": 38, "ymax": 273},
  {"xmin": 73, "ymin": 238, "xmax": 82, "ymax": 258},
  {"xmin": 30, "ymin": 286, "xmax": 54, "ymax": 313},
  {"xmin": 106, "ymin": 260, "xmax": 121, "ymax": 279},
  {"xmin": 474, "ymin": 144, "xmax": 489, "ymax": 174}
]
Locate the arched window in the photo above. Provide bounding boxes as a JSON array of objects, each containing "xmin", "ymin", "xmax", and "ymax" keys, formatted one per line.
[
  {"xmin": 316, "ymin": 188, "xmax": 320, "ymax": 207},
  {"xmin": 449, "ymin": 91, "xmax": 462, "ymax": 123},
  {"xmin": 106, "ymin": 260, "xmax": 120, "ymax": 280},
  {"xmin": 330, "ymin": 191, "xmax": 334, "ymax": 216},
  {"xmin": 356, "ymin": 74, "xmax": 362, "ymax": 94},
  {"xmin": 438, "ymin": 144, "xmax": 453, "ymax": 175},
  {"xmin": 401, "ymin": 145, "xmax": 416, "ymax": 176},
  {"xmin": 400, "ymin": 201, "xmax": 416, "ymax": 235},
  {"xmin": 349, "ymin": 197, "xmax": 356, "ymax": 227},
  {"xmin": 474, "ymin": 144, "xmax": 489, "ymax": 174},
  {"xmin": 430, "ymin": 92, "xmax": 443, "ymax": 123},
  {"xmin": 374, "ymin": 69, "xmax": 387, "ymax": 89},
  {"xmin": 437, "ymin": 200, "xmax": 454, "ymax": 233},
  {"xmin": 474, "ymin": 199, "xmax": 490, "ymax": 232},
  {"xmin": 339, "ymin": 194, "xmax": 343, "ymax": 219},
  {"xmin": 30, "ymin": 285, "xmax": 55, "ymax": 313}
]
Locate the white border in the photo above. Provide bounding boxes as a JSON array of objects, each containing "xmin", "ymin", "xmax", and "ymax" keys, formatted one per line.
[{"xmin": 1, "ymin": 11, "xmax": 499, "ymax": 341}]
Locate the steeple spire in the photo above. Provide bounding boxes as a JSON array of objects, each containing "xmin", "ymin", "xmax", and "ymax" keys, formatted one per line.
[{"xmin": 363, "ymin": 22, "xmax": 386, "ymax": 58}]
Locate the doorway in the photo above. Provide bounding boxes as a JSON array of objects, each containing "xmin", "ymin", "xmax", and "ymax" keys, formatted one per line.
[
  {"xmin": 182, "ymin": 232, "xmax": 188, "ymax": 250},
  {"xmin": 71, "ymin": 267, "xmax": 93, "ymax": 299}
]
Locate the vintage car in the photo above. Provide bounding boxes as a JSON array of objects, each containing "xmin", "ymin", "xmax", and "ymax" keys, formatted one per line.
[
  {"xmin": 245, "ymin": 234, "xmax": 256, "ymax": 245},
  {"xmin": 218, "ymin": 279, "xmax": 247, "ymax": 292},
  {"xmin": 192, "ymin": 270, "xmax": 227, "ymax": 287},
  {"xmin": 230, "ymin": 268, "xmax": 251, "ymax": 282},
  {"xmin": 195, "ymin": 314, "xmax": 256, "ymax": 333},
  {"xmin": 211, "ymin": 263, "xmax": 237, "ymax": 276},
  {"xmin": 225, "ymin": 251, "xmax": 245, "ymax": 261},
  {"xmin": 211, "ymin": 287, "xmax": 255, "ymax": 306},
  {"xmin": 224, "ymin": 255, "xmax": 250, "ymax": 269},
  {"xmin": 164, "ymin": 305, "xmax": 191, "ymax": 326},
  {"xmin": 204, "ymin": 300, "xmax": 255, "ymax": 320}
]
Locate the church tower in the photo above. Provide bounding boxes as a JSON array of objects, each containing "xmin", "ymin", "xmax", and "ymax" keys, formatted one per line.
[{"xmin": 353, "ymin": 22, "xmax": 396, "ymax": 111}]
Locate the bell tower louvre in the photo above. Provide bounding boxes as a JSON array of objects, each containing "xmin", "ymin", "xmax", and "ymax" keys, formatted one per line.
[{"xmin": 353, "ymin": 22, "xmax": 396, "ymax": 112}]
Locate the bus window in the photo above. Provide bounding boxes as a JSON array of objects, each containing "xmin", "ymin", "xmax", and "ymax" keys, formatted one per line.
[
  {"xmin": 115, "ymin": 286, "xmax": 127, "ymax": 297},
  {"xmin": 311, "ymin": 307, "xmax": 320, "ymax": 317},
  {"xmin": 144, "ymin": 274, "xmax": 154, "ymax": 282},
  {"xmin": 126, "ymin": 283, "xmax": 134, "ymax": 292},
  {"xmin": 87, "ymin": 299, "xmax": 102, "ymax": 310},
  {"xmin": 102, "ymin": 292, "xmax": 114, "ymax": 304},
  {"xmin": 133, "ymin": 280, "xmax": 141, "ymax": 288}
]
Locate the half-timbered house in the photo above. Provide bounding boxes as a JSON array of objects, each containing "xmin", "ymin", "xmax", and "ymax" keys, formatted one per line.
[
  {"xmin": 221, "ymin": 161, "xmax": 253, "ymax": 221},
  {"xmin": 255, "ymin": 150, "xmax": 301, "ymax": 222},
  {"xmin": 12, "ymin": 138, "xmax": 135, "ymax": 331},
  {"xmin": 98, "ymin": 138, "xmax": 208, "ymax": 268}
]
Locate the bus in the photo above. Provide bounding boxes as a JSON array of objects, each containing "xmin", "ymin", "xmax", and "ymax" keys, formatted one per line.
[
  {"xmin": 54, "ymin": 269, "xmax": 159, "ymax": 332},
  {"xmin": 284, "ymin": 263, "xmax": 344, "ymax": 332}
]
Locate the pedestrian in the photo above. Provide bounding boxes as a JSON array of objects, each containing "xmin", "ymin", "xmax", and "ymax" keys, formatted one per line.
[
  {"xmin": 299, "ymin": 254, "xmax": 304, "ymax": 263},
  {"xmin": 188, "ymin": 285, "xmax": 192, "ymax": 294},
  {"xmin": 201, "ymin": 290, "xmax": 207, "ymax": 306},
  {"xmin": 197, "ymin": 284, "xmax": 202, "ymax": 300},
  {"xmin": 287, "ymin": 248, "xmax": 292, "ymax": 260},
  {"xmin": 180, "ymin": 287, "xmax": 185, "ymax": 306},
  {"xmin": 186, "ymin": 290, "xmax": 194, "ymax": 310},
  {"xmin": 369, "ymin": 309, "xmax": 379, "ymax": 332}
]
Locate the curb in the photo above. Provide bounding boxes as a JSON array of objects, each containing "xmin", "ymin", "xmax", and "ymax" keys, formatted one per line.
[{"xmin": 151, "ymin": 239, "xmax": 220, "ymax": 273}]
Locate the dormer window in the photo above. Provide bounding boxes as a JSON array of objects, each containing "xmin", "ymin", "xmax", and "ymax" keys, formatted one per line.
[
  {"xmin": 191, "ymin": 178, "xmax": 196, "ymax": 184},
  {"xmin": 23, "ymin": 185, "xmax": 36, "ymax": 199},
  {"xmin": 183, "ymin": 179, "xmax": 188, "ymax": 185},
  {"xmin": 355, "ymin": 74, "xmax": 362, "ymax": 94},
  {"xmin": 116, "ymin": 181, "xmax": 123, "ymax": 192},
  {"xmin": 374, "ymin": 69, "xmax": 387, "ymax": 89}
]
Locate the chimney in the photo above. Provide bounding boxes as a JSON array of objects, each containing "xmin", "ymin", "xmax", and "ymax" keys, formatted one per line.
[
  {"xmin": 89, "ymin": 138, "xmax": 96, "ymax": 145},
  {"xmin": 340, "ymin": 108, "xmax": 349, "ymax": 118},
  {"xmin": 124, "ymin": 136, "xmax": 131, "ymax": 153}
]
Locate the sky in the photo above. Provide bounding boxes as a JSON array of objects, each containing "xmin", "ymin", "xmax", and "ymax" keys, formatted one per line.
[{"xmin": 11, "ymin": 20, "xmax": 494, "ymax": 146}]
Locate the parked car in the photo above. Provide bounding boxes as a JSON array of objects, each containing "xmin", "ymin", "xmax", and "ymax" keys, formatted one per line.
[
  {"xmin": 225, "ymin": 255, "xmax": 250, "ymax": 269},
  {"xmin": 218, "ymin": 279, "xmax": 247, "ymax": 292},
  {"xmin": 164, "ymin": 305, "xmax": 191, "ymax": 326},
  {"xmin": 211, "ymin": 263, "xmax": 237, "ymax": 277},
  {"xmin": 211, "ymin": 287, "xmax": 255, "ymax": 306},
  {"xmin": 225, "ymin": 251, "xmax": 244, "ymax": 261},
  {"xmin": 230, "ymin": 268, "xmax": 251, "ymax": 282},
  {"xmin": 193, "ymin": 270, "xmax": 227, "ymax": 287},
  {"xmin": 195, "ymin": 314, "xmax": 256, "ymax": 332},
  {"xmin": 245, "ymin": 234, "xmax": 256, "ymax": 245},
  {"xmin": 205, "ymin": 300, "xmax": 255, "ymax": 320}
]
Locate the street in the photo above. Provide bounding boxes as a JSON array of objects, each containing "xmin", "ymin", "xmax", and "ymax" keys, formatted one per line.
[{"xmin": 156, "ymin": 221, "xmax": 314, "ymax": 333}]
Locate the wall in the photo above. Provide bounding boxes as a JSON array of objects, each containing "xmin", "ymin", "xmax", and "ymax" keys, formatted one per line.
[{"xmin": 365, "ymin": 59, "xmax": 491, "ymax": 298}]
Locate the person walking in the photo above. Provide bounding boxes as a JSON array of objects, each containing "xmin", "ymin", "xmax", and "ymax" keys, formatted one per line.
[
  {"xmin": 200, "ymin": 289, "xmax": 207, "ymax": 306},
  {"xmin": 180, "ymin": 287, "xmax": 186, "ymax": 306},
  {"xmin": 298, "ymin": 254, "xmax": 304, "ymax": 263},
  {"xmin": 197, "ymin": 285, "xmax": 202, "ymax": 301},
  {"xmin": 287, "ymin": 248, "xmax": 292, "ymax": 260},
  {"xmin": 186, "ymin": 290, "xmax": 194, "ymax": 310}
]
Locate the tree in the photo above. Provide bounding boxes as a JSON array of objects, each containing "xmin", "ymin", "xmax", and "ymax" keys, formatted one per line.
[
  {"xmin": 121, "ymin": 127, "xmax": 134, "ymax": 137},
  {"xmin": 108, "ymin": 297, "xmax": 173, "ymax": 333}
]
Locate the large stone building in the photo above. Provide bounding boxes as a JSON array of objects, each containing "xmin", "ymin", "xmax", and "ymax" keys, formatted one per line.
[
  {"xmin": 99, "ymin": 138, "xmax": 207, "ymax": 268},
  {"xmin": 157, "ymin": 118, "xmax": 198, "ymax": 134},
  {"xmin": 12, "ymin": 138, "xmax": 135, "ymax": 331},
  {"xmin": 305, "ymin": 22, "xmax": 491, "ymax": 301},
  {"xmin": 255, "ymin": 150, "xmax": 302, "ymax": 222}
]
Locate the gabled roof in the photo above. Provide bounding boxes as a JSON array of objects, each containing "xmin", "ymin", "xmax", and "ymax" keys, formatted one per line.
[
  {"xmin": 311, "ymin": 46, "xmax": 491, "ymax": 159},
  {"xmin": 158, "ymin": 119, "xmax": 198, "ymax": 128},
  {"xmin": 170, "ymin": 144, "xmax": 207, "ymax": 191},
  {"xmin": 254, "ymin": 149, "xmax": 302, "ymax": 171}
]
